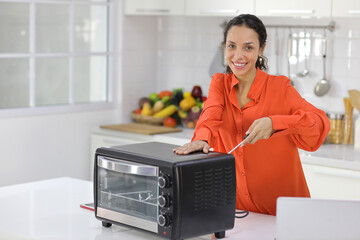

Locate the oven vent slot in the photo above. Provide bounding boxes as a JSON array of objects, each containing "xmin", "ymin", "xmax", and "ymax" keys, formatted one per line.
[{"xmin": 193, "ymin": 166, "xmax": 234, "ymax": 211}]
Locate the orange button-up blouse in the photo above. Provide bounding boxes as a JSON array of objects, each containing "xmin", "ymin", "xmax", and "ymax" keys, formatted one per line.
[{"xmin": 192, "ymin": 69, "xmax": 330, "ymax": 215}]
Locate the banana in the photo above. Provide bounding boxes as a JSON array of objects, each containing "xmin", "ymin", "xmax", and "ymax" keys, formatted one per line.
[{"xmin": 153, "ymin": 105, "xmax": 178, "ymax": 118}]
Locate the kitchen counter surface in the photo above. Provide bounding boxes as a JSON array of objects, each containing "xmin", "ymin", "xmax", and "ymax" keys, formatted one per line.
[
  {"xmin": 93, "ymin": 125, "xmax": 360, "ymax": 171},
  {"xmin": 0, "ymin": 177, "xmax": 275, "ymax": 240},
  {"xmin": 299, "ymin": 144, "xmax": 360, "ymax": 170},
  {"xmin": 92, "ymin": 125, "xmax": 195, "ymax": 146}
]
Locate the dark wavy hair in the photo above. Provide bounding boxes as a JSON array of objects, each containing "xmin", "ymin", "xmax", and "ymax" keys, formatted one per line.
[{"xmin": 223, "ymin": 14, "xmax": 268, "ymax": 73}]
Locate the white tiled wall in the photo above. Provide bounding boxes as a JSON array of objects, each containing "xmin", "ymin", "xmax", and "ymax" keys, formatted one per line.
[
  {"xmin": 121, "ymin": 16, "xmax": 360, "ymax": 122},
  {"xmin": 120, "ymin": 16, "xmax": 158, "ymax": 119}
]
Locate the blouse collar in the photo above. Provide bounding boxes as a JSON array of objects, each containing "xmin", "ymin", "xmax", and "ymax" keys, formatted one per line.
[{"xmin": 230, "ymin": 68, "xmax": 267, "ymax": 103}]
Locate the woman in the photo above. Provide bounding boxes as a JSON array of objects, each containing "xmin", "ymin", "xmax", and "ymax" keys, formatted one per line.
[{"xmin": 173, "ymin": 14, "xmax": 330, "ymax": 215}]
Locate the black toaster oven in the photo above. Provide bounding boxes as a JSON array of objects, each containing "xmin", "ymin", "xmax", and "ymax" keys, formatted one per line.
[{"xmin": 94, "ymin": 142, "xmax": 236, "ymax": 240}]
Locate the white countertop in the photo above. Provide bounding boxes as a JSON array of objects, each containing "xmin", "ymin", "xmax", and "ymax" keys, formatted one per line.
[
  {"xmin": 92, "ymin": 126, "xmax": 195, "ymax": 146},
  {"xmin": 299, "ymin": 144, "xmax": 360, "ymax": 171},
  {"xmin": 0, "ymin": 177, "xmax": 275, "ymax": 240},
  {"xmin": 93, "ymin": 125, "xmax": 360, "ymax": 171}
]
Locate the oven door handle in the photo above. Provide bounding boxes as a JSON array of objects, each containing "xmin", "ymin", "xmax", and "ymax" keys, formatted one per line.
[{"xmin": 97, "ymin": 156, "xmax": 158, "ymax": 176}]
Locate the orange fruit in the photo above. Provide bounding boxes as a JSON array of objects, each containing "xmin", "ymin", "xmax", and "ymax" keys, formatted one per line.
[{"xmin": 163, "ymin": 117, "xmax": 177, "ymax": 128}]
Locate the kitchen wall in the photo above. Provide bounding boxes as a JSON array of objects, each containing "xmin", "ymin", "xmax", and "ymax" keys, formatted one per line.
[
  {"xmin": 121, "ymin": 16, "xmax": 158, "ymax": 119},
  {"xmin": 121, "ymin": 15, "xmax": 360, "ymax": 123},
  {"xmin": 0, "ymin": 110, "xmax": 117, "ymax": 186}
]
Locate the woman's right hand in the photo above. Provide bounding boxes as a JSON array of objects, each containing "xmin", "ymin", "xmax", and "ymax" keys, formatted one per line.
[{"xmin": 173, "ymin": 140, "xmax": 210, "ymax": 155}]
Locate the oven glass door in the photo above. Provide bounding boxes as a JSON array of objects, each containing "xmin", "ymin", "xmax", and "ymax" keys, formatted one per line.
[{"xmin": 97, "ymin": 156, "xmax": 159, "ymax": 229}]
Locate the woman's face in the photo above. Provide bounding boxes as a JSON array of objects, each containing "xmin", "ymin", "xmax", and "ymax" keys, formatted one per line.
[{"xmin": 225, "ymin": 25, "xmax": 264, "ymax": 80}]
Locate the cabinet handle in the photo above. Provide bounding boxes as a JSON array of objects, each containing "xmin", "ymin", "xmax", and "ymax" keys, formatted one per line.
[
  {"xmin": 136, "ymin": 8, "xmax": 170, "ymax": 13},
  {"xmin": 348, "ymin": 10, "xmax": 360, "ymax": 14},
  {"xmin": 313, "ymin": 169, "xmax": 360, "ymax": 179},
  {"xmin": 199, "ymin": 9, "xmax": 238, "ymax": 14},
  {"xmin": 268, "ymin": 9, "xmax": 314, "ymax": 14}
]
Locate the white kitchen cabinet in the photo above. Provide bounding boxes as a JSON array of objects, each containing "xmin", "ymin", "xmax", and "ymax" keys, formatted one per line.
[
  {"xmin": 255, "ymin": 0, "xmax": 331, "ymax": 18},
  {"xmin": 124, "ymin": 0, "xmax": 185, "ymax": 15},
  {"xmin": 332, "ymin": 0, "xmax": 360, "ymax": 17},
  {"xmin": 185, "ymin": 0, "xmax": 254, "ymax": 16},
  {"xmin": 302, "ymin": 163, "xmax": 360, "ymax": 200}
]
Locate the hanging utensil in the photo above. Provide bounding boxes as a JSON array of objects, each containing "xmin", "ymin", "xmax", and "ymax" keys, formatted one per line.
[
  {"xmin": 314, "ymin": 30, "xmax": 330, "ymax": 96},
  {"xmin": 209, "ymin": 45, "xmax": 226, "ymax": 77},
  {"xmin": 297, "ymin": 27, "xmax": 310, "ymax": 77},
  {"xmin": 209, "ymin": 21, "xmax": 227, "ymax": 77},
  {"xmin": 287, "ymin": 30, "xmax": 294, "ymax": 86},
  {"xmin": 275, "ymin": 28, "xmax": 280, "ymax": 75}
]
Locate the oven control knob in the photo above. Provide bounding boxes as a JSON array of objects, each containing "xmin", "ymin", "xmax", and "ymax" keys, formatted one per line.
[
  {"xmin": 158, "ymin": 194, "xmax": 171, "ymax": 208},
  {"xmin": 158, "ymin": 174, "xmax": 171, "ymax": 188},
  {"xmin": 158, "ymin": 214, "xmax": 171, "ymax": 227}
]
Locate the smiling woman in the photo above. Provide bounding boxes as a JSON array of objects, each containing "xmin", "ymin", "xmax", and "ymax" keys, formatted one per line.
[
  {"xmin": 0, "ymin": 0, "xmax": 113, "ymax": 115},
  {"xmin": 173, "ymin": 14, "xmax": 330, "ymax": 216}
]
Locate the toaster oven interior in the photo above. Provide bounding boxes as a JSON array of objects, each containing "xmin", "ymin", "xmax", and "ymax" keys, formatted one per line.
[{"xmin": 97, "ymin": 165, "xmax": 159, "ymax": 222}]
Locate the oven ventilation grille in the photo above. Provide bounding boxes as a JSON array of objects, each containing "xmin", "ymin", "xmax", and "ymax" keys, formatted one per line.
[{"xmin": 193, "ymin": 166, "xmax": 234, "ymax": 211}]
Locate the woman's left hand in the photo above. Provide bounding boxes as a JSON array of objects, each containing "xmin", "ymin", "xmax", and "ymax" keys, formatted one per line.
[{"xmin": 241, "ymin": 117, "xmax": 275, "ymax": 147}]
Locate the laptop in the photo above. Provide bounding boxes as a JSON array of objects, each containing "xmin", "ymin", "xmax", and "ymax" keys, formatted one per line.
[{"xmin": 276, "ymin": 197, "xmax": 360, "ymax": 240}]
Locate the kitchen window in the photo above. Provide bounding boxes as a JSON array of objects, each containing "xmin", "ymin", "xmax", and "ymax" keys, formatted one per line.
[{"xmin": 0, "ymin": 0, "xmax": 113, "ymax": 116}]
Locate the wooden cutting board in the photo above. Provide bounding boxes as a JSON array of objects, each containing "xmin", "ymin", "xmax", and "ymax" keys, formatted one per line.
[{"xmin": 100, "ymin": 123, "xmax": 182, "ymax": 135}]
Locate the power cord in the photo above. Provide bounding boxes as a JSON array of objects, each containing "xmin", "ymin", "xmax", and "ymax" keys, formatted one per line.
[{"xmin": 235, "ymin": 210, "xmax": 249, "ymax": 218}]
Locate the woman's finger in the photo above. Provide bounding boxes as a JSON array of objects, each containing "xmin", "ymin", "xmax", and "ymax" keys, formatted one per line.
[{"xmin": 203, "ymin": 143, "xmax": 210, "ymax": 153}]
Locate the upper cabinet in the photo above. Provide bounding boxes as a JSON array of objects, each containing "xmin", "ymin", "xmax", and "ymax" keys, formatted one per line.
[
  {"xmin": 123, "ymin": 0, "xmax": 360, "ymax": 18},
  {"xmin": 255, "ymin": 0, "xmax": 331, "ymax": 18},
  {"xmin": 332, "ymin": 0, "xmax": 360, "ymax": 17},
  {"xmin": 124, "ymin": 0, "xmax": 185, "ymax": 15},
  {"xmin": 185, "ymin": 0, "xmax": 254, "ymax": 16}
]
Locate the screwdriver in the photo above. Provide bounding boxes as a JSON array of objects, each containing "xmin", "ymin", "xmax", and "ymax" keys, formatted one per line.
[{"xmin": 227, "ymin": 133, "xmax": 249, "ymax": 154}]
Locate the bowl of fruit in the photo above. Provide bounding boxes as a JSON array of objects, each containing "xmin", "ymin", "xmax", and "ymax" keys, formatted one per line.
[
  {"xmin": 177, "ymin": 86, "xmax": 207, "ymax": 128},
  {"xmin": 131, "ymin": 85, "xmax": 207, "ymax": 128}
]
